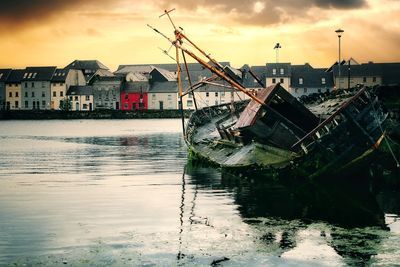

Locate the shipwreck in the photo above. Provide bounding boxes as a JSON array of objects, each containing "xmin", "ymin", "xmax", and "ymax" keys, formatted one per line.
[{"xmin": 149, "ymin": 9, "xmax": 388, "ymax": 178}]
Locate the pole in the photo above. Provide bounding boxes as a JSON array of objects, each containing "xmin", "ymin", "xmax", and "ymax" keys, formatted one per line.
[
  {"xmin": 348, "ymin": 59, "xmax": 351, "ymax": 89},
  {"xmin": 338, "ymin": 35, "xmax": 341, "ymax": 88},
  {"xmin": 335, "ymin": 28, "xmax": 344, "ymax": 89}
]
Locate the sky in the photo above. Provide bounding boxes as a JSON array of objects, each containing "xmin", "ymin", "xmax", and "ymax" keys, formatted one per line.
[{"xmin": 0, "ymin": 0, "xmax": 399, "ymax": 71}]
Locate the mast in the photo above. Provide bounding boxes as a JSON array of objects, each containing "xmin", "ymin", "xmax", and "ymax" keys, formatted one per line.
[{"xmin": 148, "ymin": 9, "xmax": 267, "ymax": 106}]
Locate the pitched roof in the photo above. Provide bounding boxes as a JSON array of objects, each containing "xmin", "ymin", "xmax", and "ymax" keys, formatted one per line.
[
  {"xmin": 5, "ymin": 69, "xmax": 25, "ymax": 83},
  {"xmin": 150, "ymin": 67, "xmax": 177, "ymax": 82},
  {"xmin": 67, "ymin": 85, "xmax": 94, "ymax": 95},
  {"xmin": 65, "ymin": 60, "xmax": 109, "ymax": 70},
  {"xmin": 22, "ymin": 66, "xmax": 57, "ymax": 81},
  {"xmin": 331, "ymin": 63, "xmax": 382, "ymax": 77},
  {"xmin": 291, "ymin": 65, "xmax": 334, "ymax": 88},
  {"xmin": 0, "ymin": 69, "xmax": 12, "ymax": 82},
  {"xmin": 125, "ymin": 72, "xmax": 148, "ymax": 82},
  {"xmin": 265, "ymin": 63, "xmax": 292, "ymax": 77},
  {"xmin": 115, "ymin": 65, "xmax": 154, "ymax": 75},
  {"xmin": 149, "ymin": 81, "xmax": 178, "ymax": 93},
  {"xmin": 86, "ymin": 69, "xmax": 115, "ymax": 83},
  {"xmin": 51, "ymin": 68, "xmax": 69, "ymax": 82}
]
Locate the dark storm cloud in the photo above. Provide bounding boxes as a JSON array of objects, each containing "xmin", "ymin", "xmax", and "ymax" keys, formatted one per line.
[
  {"xmin": 160, "ymin": 0, "xmax": 368, "ymax": 25},
  {"xmin": 0, "ymin": 0, "xmax": 115, "ymax": 31},
  {"xmin": 314, "ymin": 0, "xmax": 366, "ymax": 8}
]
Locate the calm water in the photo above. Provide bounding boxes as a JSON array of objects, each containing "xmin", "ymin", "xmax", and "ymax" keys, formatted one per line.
[{"xmin": 0, "ymin": 119, "xmax": 399, "ymax": 266}]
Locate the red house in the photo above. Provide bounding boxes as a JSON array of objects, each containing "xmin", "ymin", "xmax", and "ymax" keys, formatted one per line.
[
  {"xmin": 119, "ymin": 67, "xmax": 176, "ymax": 111},
  {"xmin": 120, "ymin": 73, "xmax": 149, "ymax": 111}
]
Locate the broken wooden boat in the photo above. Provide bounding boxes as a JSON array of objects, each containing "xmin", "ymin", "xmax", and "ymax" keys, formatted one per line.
[
  {"xmin": 150, "ymin": 9, "xmax": 388, "ymax": 178},
  {"xmin": 186, "ymin": 85, "xmax": 387, "ymax": 177}
]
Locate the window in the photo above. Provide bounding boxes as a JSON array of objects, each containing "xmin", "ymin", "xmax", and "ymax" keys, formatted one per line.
[
  {"xmin": 152, "ymin": 94, "xmax": 156, "ymax": 99},
  {"xmin": 168, "ymin": 94, "xmax": 172, "ymax": 100},
  {"xmin": 60, "ymin": 91, "xmax": 63, "ymax": 97},
  {"xmin": 272, "ymin": 78, "xmax": 276, "ymax": 84},
  {"xmin": 86, "ymin": 95, "xmax": 90, "ymax": 101},
  {"xmin": 280, "ymin": 78, "xmax": 284, "ymax": 83},
  {"xmin": 280, "ymin": 68, "xmax": 284, "ymax": 75},
  {"xmin": 187, "ymin": 100, "xmax": 193, "ymax": 107},
  {"xmin": 221, "ymin": 92, "xmax": 225, "ymax": 97},
  {"xmin": 206, "ymin": 92, "xmax": 209, "ymax": 97},
  {"xmin": 42, "ymin": 82, "xmax": 45, "ymax": 88},
  {"xmin": 74, "ymin": 96, "xmax": 78, "ymax": 101},
  {"xmin": 25, "ymin": 82, "xmax": 28, "ymax": 87},
  {"xmin": 299, "ymin": 78, "xmax": 303, "ymax": 85},
  {"xmin": 9, "ymin": 92, "xmax": 12, "ymax": 97},
  {"xmin": 215, "ymin": 92, "xmax": 218, "ymax": 97},
  {"xmin": 25, "ymin": 101, "xmax": 28, "ymax": 108},
  {"xmin": 83, "ymin": 104, "xmax": 88, "ymax": 110},
  {"xmin": 188, "ymin": 93, "xmax": 192, "ymax": 99},
  {"xmin": 53, "ymin": 91, "xmax": 56, "ymax": 97},
  {"xmin": 124, "ymin": 103, "xmax": 128, "ymax": 109},
  {"xmin": 321, "ymin": 78, "xmax": 326, "ymax": 85},
  {"xmin": 42, "ymin": 100, "xmax": 46, "ymax": 107},
  {"xmin": 69, "ymin": 96, "xmax": 73, "ymax": 101},
  {"xmin": 32, "ymin": 92, "xmax": 35, "ymax": 97},
  {"xmin": 272, "ymin": 68, "xmax": 276, "ymax": 75},
  {"xmin": 25, "ymin": 92, "xmax": 28, "ymax": 97},
  {"xmin": 373, "ymin": 77, "xmax": 377, "ymax": 82},
  {"xmin": 31, "ymin": 82, "xmax": 34, "ymax": 87},
  {"xmin": 318, "ymin": 89, "xmax": 322, "ymax": 93},
  {"xmin": 16, "ymin": 92, "xmax": 18, "ymax": 97},
  {"xmin": 42, "ymin": 92, "xmax": 45, "ymax": 97},
  {"xmin": 15, "ymin": 101, "xmax": 19, "ymax": 108},
  {"xmin": 363, "ymin": 77, "xmax": 367, "ymax": 83}
]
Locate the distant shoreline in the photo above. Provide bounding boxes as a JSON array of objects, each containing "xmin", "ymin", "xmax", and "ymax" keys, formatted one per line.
[{"xmin": 0, "ymin": 110, "xmax": 193, "ymax": 120}]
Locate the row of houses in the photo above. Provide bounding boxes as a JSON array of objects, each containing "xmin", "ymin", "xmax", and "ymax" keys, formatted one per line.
[{"xmin": 0, "ymin": 59, "xmax": 399, "ymax": 111}]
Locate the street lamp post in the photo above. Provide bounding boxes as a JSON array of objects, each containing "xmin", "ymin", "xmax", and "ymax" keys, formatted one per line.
[{"xmin": 335, "ymin": 28, "xmax": 344, "ymax": 89}]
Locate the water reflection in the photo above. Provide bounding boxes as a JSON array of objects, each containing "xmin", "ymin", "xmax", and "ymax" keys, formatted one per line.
[
  {"xmin": 0, "ymin": 120, "xmax": 399, "ymax": 266},
  {"xmin": 185, "ymin": 164, "xmax": 397, "ymax": 265}
]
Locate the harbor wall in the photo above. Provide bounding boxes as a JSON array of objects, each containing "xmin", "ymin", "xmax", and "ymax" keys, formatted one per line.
[{"xmin": 0, "ymin": 110, "xmax": 193, "ymax": 120}]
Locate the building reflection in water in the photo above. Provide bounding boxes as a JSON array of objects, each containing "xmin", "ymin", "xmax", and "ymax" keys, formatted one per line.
[{"xmin": 183, "ymin": 164, "xmax": 397, "ymax": 265}]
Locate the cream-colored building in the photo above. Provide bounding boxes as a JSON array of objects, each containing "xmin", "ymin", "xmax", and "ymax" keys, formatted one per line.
[
  {"xmin": 148, "ymin": 82, "xmax": 178, "ymax": 110},
  {"xmin": 51, "ymin": 69, "xmax": 86, "ymax": 110},
  {"xmin": 67, "ymin": 85, "xmax": 94, "ymax": 111},
  {"xmin": 265, "ymin": 63, "xmax": 291, "ymax": 90},
  {"xmin": 5, "ymin": 69, "xmax": 24, "ymax": 110},
  {"xmin": 183, "ymin": 85, "xmax": 252, "ymax": 110}
]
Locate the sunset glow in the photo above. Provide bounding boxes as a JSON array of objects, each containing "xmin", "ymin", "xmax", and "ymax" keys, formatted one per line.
[{"xmin": 1, "ymin": 0, "xmax": 399, "ymax": 70}]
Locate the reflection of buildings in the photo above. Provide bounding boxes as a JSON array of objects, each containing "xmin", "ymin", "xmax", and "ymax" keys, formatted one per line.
[{"xmin": 185, "ymin": 164, "xmax": 390, "ymax": 264}]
